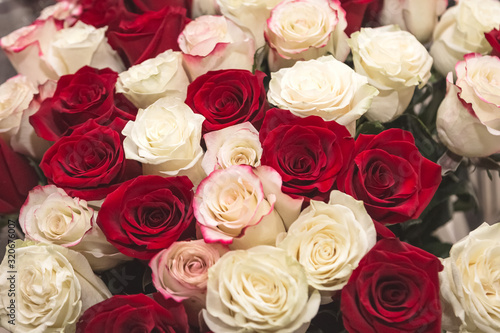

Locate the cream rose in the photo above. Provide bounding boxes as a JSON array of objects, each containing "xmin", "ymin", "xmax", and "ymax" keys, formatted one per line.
[
  {"xmin": 178, "ymin": 15, "xmax": 255, "ymax": 81},
  {"xmin": 0, "ymin": 75, "xmax": 37, "ymax": 143},
  {"xmin": 116, "ymin": 50, "xmax": 190, "ymax": 109},
  {"xmin": 202, "ymin": 122, "xmax": 262, "ymax": 174},
  {"xmin": 348, "ymin": 25, "xmax": 433, "ymax": 122},
  {"xmin": 0, "ymin": 241, "xmax": 111, "ymax": 333},
  {"xmin": 203, "ymin": 245, "xmax": 321, "ymax": 332},
  {"xmin": 267, "ymin": 55, "xmax": 378, "ymax": 134},
  {"xmin": 437, "ymin": 54, "xmax": 500, "ymax": 157},
  {"xmin": 265, "ymin": 0, "xmax": 349, "ymax": 71},
  {"xmin": 440, "ymin": 222, "xmax": 500, "ymax": 333},
  {"xmin": 277, "ymin": 191, "xmax": 376, "ymax": 304},
  {"xmin": 122, "ymin": 96, "xmax": 206, "ymax": 184},
  {"xmin": 430, "ymin": 0, "xmax": 500, "ymax": 77}
]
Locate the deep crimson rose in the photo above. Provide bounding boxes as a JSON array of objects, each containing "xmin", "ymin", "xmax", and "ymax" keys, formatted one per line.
[
  {"xmin": 97, "ymin": 175, "xmax": 196, "ymax": 260},
  {"xmin": 486, "ymin": 29, "xmax": 500, "ymax": 57},
  {"xmin": 40, "ymin": 120, "xmax": 141, "ymax": 201},
  {"xmin": 0, "ymin": 138, "xmax": 39, "ymax": 214},
  {"xmin": 29, "ymin": 66, "xmax": 137, "ymax": 142},
  {"xmin": 79, "ymin": 0, "xmax": 135, "ymax": 30},
  {"xmin": 259, "ymin": 108, "xmax": 354, "ymax": 201},
  {"xmin": 340, "ymin": 0, "xmax": 382, "ymax": 36},
  {"xmin": 341, "ymin": 238, "xmax": 443, "ymax": 333},
  {"xmin": 186, "ymin": 69, "xmax": 268, "ymax": 134},
  {"xmin": 107, "ymin": 6, "xmax": 190, "ymax": 67},
  {"xmin": 76, "ymin": 294, "xmax": 189, "ymax": 333},
  {"xmin": 337, "ymin": 128, "xmax": 441, "ymax": 224},
  {"xmin": 129, "ymin": 0, "xmax": 192, "ymax": 15}
]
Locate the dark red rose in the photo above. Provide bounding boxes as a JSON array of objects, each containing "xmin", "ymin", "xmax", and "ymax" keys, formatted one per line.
[
  {"xmin": 128, "ymin": 0, "xmax": 192, "ymax": 15},
  {"xmin": 341, "ymin": 238, "xmax": 443, "ymax": 333},
  {"xmin": 259, "ymin": 108, "xmax": 354, "ymax": 201},
  {"xmin": 486, "ymin": 29, "xmax": 500, "ymax": 57},
  {"xmin": 340, "ymin": 0, "xmax": 382, "ymax": 36},
  {"xmin": 29, "ymin": 66, "xmax": 137, "ymax": 142},
  {"xmin": 0, "ymin": 138, "xmax": 39, "ymax": 214},
  {"xmin": 40, "ymin": 120, "xmax": 141, "ymax": 201},
  {"xmin": 337, "ymin": 128, "xmax": 441, "ymax": 224},
  {"xmin": 107, "ymin": 6, "xmax": 190, "ymax": 67},
  {"xmin": 186, "ymin": 69, "xmax": 268, "ymax": 134},
  {"xmin": 79, "ymin": 0, "xmax": 135, "ymax": 30},
  {"xmin": 97, "ymin": 175, "xmax": 196, "ymax": 260},
  {"xmin": 76, "ymin": 294, "xmax": 189, "ymax": 333}
]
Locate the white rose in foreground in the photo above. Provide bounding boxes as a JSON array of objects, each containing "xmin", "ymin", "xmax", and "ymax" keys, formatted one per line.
[
  {"xmin": 0, "ymin": 241, "xmax": 111, "ymax": 333},
  {"xmin": 440, "ymin": 222, "xmax": 500, "ymax": 333},
  {"xmin": 122, "ymin": 96, "xmax": 206, "ymax": 184},
  {"xmin": 217, "ymin": 0, "xmax": 281, "ymax": 49},
  {"xmin": 0, "ymin": 75, "xmax": 37, "ymax": 142},
  {"xmin": 348, "ymin": 25, "xmax": 433, "ymax": 122},
  {"xmin": 437, "ymin": 54, "xmax": 500, "ymax": 157},
  {"xmin": 116, "ymin": 50, "xmax": 190, "ymax": 109},
  {"xmin": 202, "ymin": 122, "xmax": 262, "ymax": 174},
  {"xmin": 430, "ymin": 0, "xmax": 500, "ymax": 77},
  {"xmin": 178, "ymin": 15, "xmax": 255, "ymax": 81},
  {"xmin": 277, "ymin": 191, "xmax": 376, "ymax": 304},
  {"xmin": 203, "ymin": 246, "xmax": 321, "ymax": 333},
  {"xmin": 267, "ymin": 55, "xmax": 378, "ymax": 134},
  {"xmin": 265, "ymin": 0, "xmax": 349, "ymax": 71}
]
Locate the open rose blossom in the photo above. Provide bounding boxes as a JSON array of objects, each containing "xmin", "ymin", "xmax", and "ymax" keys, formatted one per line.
[
  {"xmin": 203, "ymin": 245, "xmax": 321, "ymax": 332},
  {"xmin": 186, "ymin": 69, "xmax": 267, "ymax": 134},
  {"xmin": 30, "ymin": 66, "xmax": 137, "ymax": 142},
  {"xmin": 97, "ymin": 175, "xmax": 196, "ymax": 260},
  {"xmin": 341, "ymin": 238, "xmax": 443, "ymax": 333},
  {"xmin": 265, "ymin": 0, "xmax": 350, "ymax": 71},
  {"xmin": 178, "ymin": 15, "xmax": 255, "ymax": 81},
  {"xmin": 76, "ymin": 294, "xmax": 189, "ymax": 333},
  {"xmin": 440, "ymin": 222, "xmax": 500, "ymax": 332},
  {"xmin": 337, "ymin": 128, "xmax": 441, "ymax": 225},
  {"xmin": 259, "ymin": 108, "xmax": 354, "ymax": 201},
  {"xmin": 194, "ymin": 165, "xmax": 302, "ymax": 249},
  {"xmin": 79, "ymin": 0, "xmax": 132, "ymax": 29},
  {"xmin": 277, "ymin": 191, "xmax": 376, "ymax": 304},
  {"xmin": 437, "ymin": 54, "xmax": 500, "ymax": 157},
  {"xmin": 38, "ymin": 0, "xmax": 82, "ymax": 24}
]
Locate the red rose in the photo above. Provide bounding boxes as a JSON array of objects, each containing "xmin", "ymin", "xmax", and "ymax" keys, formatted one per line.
[
  {"xmin": 337, "ymin": 128, "xmax": 441, "ymax": 224},
  {"xmin": 40, "ymin": 120, "xmax": 141, "ymax": 201},
  {"xmin": 79, "ymin": 0, "xmax": 134, "ymax": 30},
  {"xmin": 486, "ymin": 29, "xmax": 500, "ymax": 57},
  {"xmin": 97, "ymin": 175, "xmax": 196, "ymax": 260},
  {"xmin": 129, "ymin": 0, "xmax": 192, "ymax": 15},
  {"xmin": 107, "ymin": 6, "xmax": 190, "ymax": 67},
  {"xmin": 186, "ymin": 69, "xmax": 268, "ymax": 134},
  {"xmin": 0, "ymin": 138, "xmax": 39, "ymax": 214},
  {"xmin": 259, "ymin": 108, "xmax": 354, "ymax": 201},
  {"xmin": 29, "ymin": 66, "xmax": 137, "ymax": 141},
  {"xmin": 341, "ymin": 238, "xmax": 443, "ymax": 333},
  {"xmin": 340, "ymin": 0, "xmax": 382, "ymax": 36},
  {"xmin": 76, "ymin": 294, "xmax": 189, "ymax": 333}
]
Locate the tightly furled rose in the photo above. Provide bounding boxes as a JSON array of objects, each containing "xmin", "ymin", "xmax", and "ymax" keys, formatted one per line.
[
  {"xmin": 203, "ymin": 246, "xmax": 321, "ymax": 332},
  {"xmin": 437, "ymin": 54, "xmax": 500, "ymax": 157},
  {"xmin": 277, "ymin": 191, "xmax": 376, "ymax": 304},
  {"xmin": 348, "ymin": 25, "xmax": 433, "ymax": 122},
  {"xmin": 440, "ymin": 222, "xmax": 500, "ymax": 333},
  {"xmin": 340, "ymin": 0, "xmax": 381, "ymax": 36},
  {"xmin": 486, "ymin": 28, "xmax": 500, "ymax": 57}
]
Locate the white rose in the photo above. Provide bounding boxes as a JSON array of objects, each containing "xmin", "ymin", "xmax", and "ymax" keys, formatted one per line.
[
  {"xmin": 217, "ymin": 0, "xmax": 282, "ymax": 49},
  {"xmin": 203, "ymin": 245, "xmax": 321, "ymax": 333},
  {"xmin": 116, "ymin": 50, "xmax": 190, "ymax": 109},
  {"xmin": 430, "ymin": 0, "xmax": 500, "ymax": 77},
  {"xmin": 265, "ymin": 0, "xmax": 350, "ymax": 71},
  {"xmin": 277, "ymin": 191, "xmax": 376, "ymax": 304},
  {"xmin": 0, "ymin": 75, "xmax": 37, "ymax": 143},
  {"xmin": 267, "ymin": 55, "xmax": 378, "ymax": 134},
  {"xmin": 348, "ymin": 25, "xmax": 433, "ymax": 122},
  {"xmin": 178, "ymin": 15, "xmax": 255, "ymax": 81},
  {"xmin": 0, "ymin": 241, "xmax": 111, "ymax": 333},
  {"xmin": 437, "ymin": 54, "xmax": 500, "ymax": 157},
  {"xmin": 122, "ymin": 96, "xmax": 206, "ymax": 184},
  {"xmin": 440, "ymin": 222, "xmax": 500, "ymax": 333},
  {"xmin": 202, "ymin": 122, "xmax": 262, "ymax": 174},
  {"xmin": 38, "ymin": 0, "xmax": 82, "ymax": 25}
]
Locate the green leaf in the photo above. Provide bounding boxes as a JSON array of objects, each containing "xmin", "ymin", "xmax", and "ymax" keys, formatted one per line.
[{"xmin": 355, "ymin": 120, "xmax": 385, "ymax": 137}]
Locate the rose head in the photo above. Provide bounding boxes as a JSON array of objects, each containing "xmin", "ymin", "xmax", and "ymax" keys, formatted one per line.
[
  {"xmin": 97, "ymin": 175, "xmax": 196, "ymax": 260},
  {"xmin": 79, "ymin": 0, "xmax": 132, "ymax": 29},
  {"xmin": 341, "ymin": 238, "xmax": 443, "ymax": 333},
  {"xmin": 486, "ymin": 28, "xmax": 500, "ymax": 57},
  {"xmin": 337, "ymin": 128, "xmax": 441, "ymax": 224},
  {"xmin": 259, "ymin": 108, "xmax": 354, "ymax": 201}
]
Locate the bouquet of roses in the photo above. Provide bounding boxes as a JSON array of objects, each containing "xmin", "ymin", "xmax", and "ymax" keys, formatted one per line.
[{"xmin": 1, "ymin": 0, "xmax": 500, "ymax": 332}]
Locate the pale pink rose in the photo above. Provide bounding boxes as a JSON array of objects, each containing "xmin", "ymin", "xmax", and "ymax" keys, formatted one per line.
[
  {"xmin": 178, "ymin": 15, "xmax": 255, "ymax": 81},
  {"xmin": 38, "ymin": 0, "xmax": 82, "ymax": 25}
]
